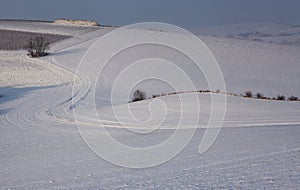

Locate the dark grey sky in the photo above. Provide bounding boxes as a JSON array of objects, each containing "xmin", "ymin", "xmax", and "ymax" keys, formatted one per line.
[{"xmin": 1, "ymin": 0, "xmax": 300, "ymax": 28}]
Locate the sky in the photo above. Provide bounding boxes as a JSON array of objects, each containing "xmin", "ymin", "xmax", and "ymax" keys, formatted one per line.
[{"xmin": 0, "ymin": 0, "xmax": 300, "ymax": 29}]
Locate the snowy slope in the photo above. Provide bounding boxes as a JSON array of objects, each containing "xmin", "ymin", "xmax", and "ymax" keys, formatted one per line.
[
  {"xmin": 0, "ymin": 22, "xmax": 299, "ymax": 189},
  {"xmin": 0, "ymin": 87, "xmax": 299, "ymax": 189},
  {"xmin": 201, "ymin": 36, "xmax": 300, "ymax": 97},
  {"xmin": 191, "ymin": 22, "xmax": 300, "ymax": 46},
  {"xmin": 51, "ymin": 26, "xmax": 300, "ymax": 108}
]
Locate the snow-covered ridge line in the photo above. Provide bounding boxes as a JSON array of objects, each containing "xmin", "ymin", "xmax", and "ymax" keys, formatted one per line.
[
  {"xmin": 191, "ymin": 22, "xmax": 300, "ymax": 46},
  {"xmin": 147, "ymin": 90, "xmax": 300, "ymax": 103},
  {"xmin": 54, "ymin": 19, "xmax": 100, "ymax": 27}
]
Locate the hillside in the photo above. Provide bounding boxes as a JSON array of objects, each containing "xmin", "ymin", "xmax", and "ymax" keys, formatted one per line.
[{"xmin": 0, "ymin": 21, "xmax": 299, "ymax": 189}]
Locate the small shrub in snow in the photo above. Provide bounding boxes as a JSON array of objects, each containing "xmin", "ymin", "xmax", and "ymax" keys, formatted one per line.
[
  {"xmin": 244, "ymin": 91, "xmax": 253, "ymax": 98},
  {"xmin": 131, "ymin": 89, "xmax": 146, "ymax": 102},
  {"xmin": 152, "ymin": 94, "xmax": 160, "ymax": 98},
  {"xmin": 168, "ymin": 92, "xmax": 176, "ymax": 95},
  {"xmin": 288, "ymin": 96, "xmax": 298, "ymax": 101},
  {"xmin": 276, "ymin": 95, "xmax": 285, "ymax": 101},
  {"xmin": 199, "ymin": 90, "xmax": 210, "ymax": 93},
  {"xmin": 261, "ymin": 96, "xmax": 270, "ymax": 100},
  {"xmin": 256, "ymin": 93, "xmax": 263, "ymax": 99}
]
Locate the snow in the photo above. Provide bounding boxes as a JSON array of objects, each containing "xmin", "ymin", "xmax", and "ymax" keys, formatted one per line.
[
  {"xmin": 0, "ymin": 87, "xmax": 299, "ymax": 189},
  {"xmin": 0, "ymin": 21, "xmax": 299, "ymax": 189},
  {"xmin": 0, "ymin": 51, "xmax": 76, "ymax": 87},
  {"xmin": 191, "ymin": 22, "xmax": 300, "ymax": 46},
  {"xmin": 53, "ymin": 19, "xmax": 100, "ymax": 27},
  {"xmin": 95, "ymin": 94, "xmax": 300, "ymax": 129},
  {"xmin": 51, "ymin": 25, "xmax": 300, "ymax": 99},
  {"xmin": 201, "ymin": 36, "xmax": 300, "ymax": 97}
]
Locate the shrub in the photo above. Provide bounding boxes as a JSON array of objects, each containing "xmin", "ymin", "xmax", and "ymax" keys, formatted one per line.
[
  {"xmin": 261, "ymin": 96, "xmax": 270, "ymax": 100},
  {"xmin": 152, "ymin": 94, "xmax": 160, "ymax": 98},
  {"xmin": 244, "ymin": 91, "xmax": 253, "ymax": 98},
  {"xmin": 288, "ymin": 96, "xmax": 298, "ymax": 101},
  {"xmin": 26, "ymin": 36, "xmax": 50, "ymax": 57},
  {"xmin": 276, "ymin": 95, "xmax": 285, "ymax": 101},
  {"xmin": 256, "ymin": 93, "xmax": 263, "ymax": 99},
  {"xmin": 131, "ymin": 89, "xmax": 146, "ymax": 102},
  {"xmin": 199, "ymin": 90, "xmax": 210, "ymax": 93}
]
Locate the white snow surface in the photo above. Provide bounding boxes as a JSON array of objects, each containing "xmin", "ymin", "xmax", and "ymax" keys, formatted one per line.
[
  {"xmin": 0, "ymin": 22, "xmax": 299, "ymax": 189},
  {"xmin": 192, "ymin": 22, "xmax": 300, "ymax": 46},
  {"xmin": 201, "ymin": 36, "xmax": 300, "ymax": 97},
  {"xmin": 0, "ymin": 51, "xmax": 76, "ymax": 87}
]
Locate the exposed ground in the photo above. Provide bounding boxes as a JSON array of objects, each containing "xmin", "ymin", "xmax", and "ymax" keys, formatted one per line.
[
  {"xmin": 0, "ymin": 29, "xmax": 70, "ymax": 50},
  {"xmin": 0, "ymin": 19, "xmax": 102, "ymax": 36}
]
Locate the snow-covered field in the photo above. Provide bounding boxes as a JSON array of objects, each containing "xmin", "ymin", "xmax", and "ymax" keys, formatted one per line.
[
  {"xmin": 0, "ymin": 21, "xmax": 299, "ymax": 189},
  {"xmin": 201, "ymin": 36, "xmax": 300, "ymax": 97},
  {"xmin": 192, "ymin": 22, "xmax": 300, "ymax": 46},
  {"xmin": 0, "ymin": 51, "xmax": 76, "ymax": 87}
]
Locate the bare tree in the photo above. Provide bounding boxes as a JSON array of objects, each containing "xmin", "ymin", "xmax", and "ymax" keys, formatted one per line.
[{"xmin": 26, "ymin": 36, "xmax": 50, "ymax": 57}]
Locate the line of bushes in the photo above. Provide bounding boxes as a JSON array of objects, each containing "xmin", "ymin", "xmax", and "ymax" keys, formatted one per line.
[
  {"xmin": 130, "ymin": 89, "xmax": 299, "ymax": 103},
  {"xmin": 242, "ymin": 91, "xmax": 299, "ymax": 101}
]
